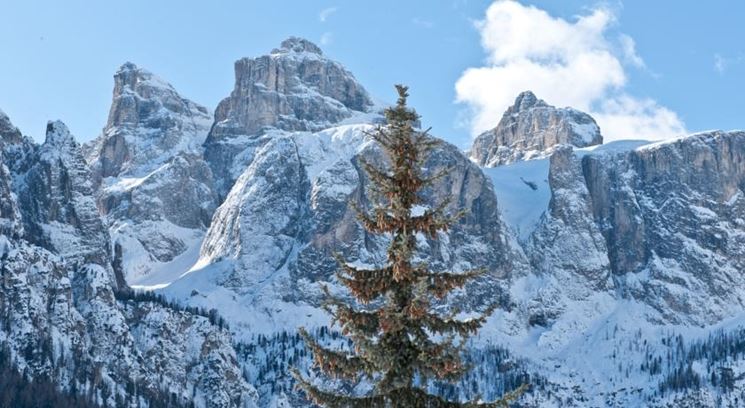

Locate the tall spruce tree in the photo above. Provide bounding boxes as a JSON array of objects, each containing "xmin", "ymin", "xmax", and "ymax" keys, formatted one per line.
[{"xmin": 293, "ymin": 86, "xmax": 525, "ymax": 407}]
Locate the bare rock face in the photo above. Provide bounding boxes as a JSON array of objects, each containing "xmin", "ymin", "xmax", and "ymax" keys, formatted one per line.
[
  {"xmin": 86, "ymin": 64, "xmax": 218, "ymax": 284},
  {"xmin": 523, "ymin": 132, "xmax": 745, "ymax": 327},
  {"xmin": 582, "ymin": 131, "xmax": 745, "ymax": 323},
  {"xmin": 470, "ymin": 91, "xmax": 602, "ymax": 167},
  {"xmin": 16, "ymin": 121, "xmax": 113, "ymax": 271},
  {"xmin": 209, "ymin": 37, "xmax": 372, "ymax": 138},
  {"xmin": 528, "ymin": 145, "xmax": 613, "ymax": 291},
  {"xmin": 203, "ymin": 37, "xmax": 375, "ymax": 195},
  {"xmin": 87, "ymin": 62, "xmax": 213, "ymax": 181}
]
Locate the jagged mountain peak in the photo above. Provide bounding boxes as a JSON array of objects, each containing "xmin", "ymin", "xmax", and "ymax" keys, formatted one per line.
[
  {"xmin": 511, "ymin": 90, "xmax": 547, "ymax": 112},
  {"xmin": 44, "ymin": 120, "xmax": 75, "ymax": 147},
  {"xmin": 86, "ymin": 64, "xmax": 218, "ymax": 286},
  {"xmin": 87, "ymin": 62, "xmax": 212, "ymax": 181},
  {"xmin": 0, "ymin": 108, "xmax": 24, "ymax": 146},
  {"xmin": 271, "ymin": 36, "xmax": 323, "ymax": 56},
  {"xmin": 470, "ymin": 91, "xmax": 603, "ymax": 167},
  {"xmin": 107, "ymin": 61, "xmax": 209, "ymax": 130},
  {"xmin": 204, "ymin": 36, "xmax": 375, "ymax": 195},
  {"xmin": 117, "ymin": 60, "xmax": 140, "ymax": 73},
  {"xmin": 112, "ymin": 61, "xmax": 181, "ymax": 99},
  {"xmin": 0, "ymin": 110, "xmax": 35, "ymax": 177}
]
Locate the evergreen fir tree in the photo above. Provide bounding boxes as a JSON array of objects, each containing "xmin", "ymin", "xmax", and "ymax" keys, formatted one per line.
[{"xmin": 293, "ymin": 85, "xmax": 526, "ymax": 407}]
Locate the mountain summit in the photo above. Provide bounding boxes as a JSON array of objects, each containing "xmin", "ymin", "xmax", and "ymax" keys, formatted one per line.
[
  {"xmin": 204, "ymin": 37, "xmax": 375, "ymax": 194},
  {"xmin": 87, "ymin": 62, "xmax": 212, "ymax": 182},
  {"xmin": 470, "ymin": 91, "xmax": 603, "ymax": 167}
]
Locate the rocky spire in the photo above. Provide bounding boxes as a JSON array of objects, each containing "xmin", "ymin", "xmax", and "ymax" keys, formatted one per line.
[
  {"xmin": 0, "ymin": 109, "xmax": 36, "ymax": 176},
  {"xmin": 470, "ymin": 91, "xmax": 603, "ymax": 167},
  {"xmin": 87, "ymin": 62, "xmax": 212, "ymax": 181},
  {"xmin": 272, "ymin": 36, "xmax": 324, "ymax": 55},
  {"xmin": 43, "ymin": 120, "xmax": 76, "ymax": 150},
  {"xmin": 512, "ymin": 90, "xmax": 544, "ymax": 112},
  {"xmin": 15, "ymin": 120, "xmax": 112, "ymax": 268},
  {"xmin": 0, "ymin": 109, "xmax": 24, "ymax": 146}
]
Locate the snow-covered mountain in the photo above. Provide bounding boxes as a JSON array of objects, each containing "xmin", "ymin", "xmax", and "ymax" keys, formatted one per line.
[
  {"xmin": 162, "ymin": 38, "xmax": 524, "ymax": 339},
  {"xmin": 476, "ymin": 95, "xmax": 745, "ymax": 405},
  {"xmin": 2, "ymin": 36, "xmax": 745, "ymax": 407},
  {"xmin": 85, "ymin": 62, "xmax": 218, "ymax": 286},
  {"xmin": 0, "ymin": 115, "xmax": 256, "ymax": 407}
]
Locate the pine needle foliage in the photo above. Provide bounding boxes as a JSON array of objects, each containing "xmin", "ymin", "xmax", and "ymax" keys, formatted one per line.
[{"xmin": 293, "ymin": 85, "xmax": 526, "ymax": 407}]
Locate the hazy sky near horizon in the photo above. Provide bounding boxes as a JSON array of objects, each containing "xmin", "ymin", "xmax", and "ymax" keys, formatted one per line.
[{"xmin": 0, "ymin": 0, "xmax": 743, "ymax": 148}]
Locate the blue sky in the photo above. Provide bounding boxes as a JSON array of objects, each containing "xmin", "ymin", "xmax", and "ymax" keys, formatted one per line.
[{"xmin": 0, "ymin": 0, "xmax": 742, "ymax": 148}]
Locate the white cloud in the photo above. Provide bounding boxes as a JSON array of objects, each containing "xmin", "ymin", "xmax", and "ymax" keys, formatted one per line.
[
  {"xmin": 619, "ymin": 34, "xmax": 645, "ymax": 68},
  {"xmin": 320, "ymin": 32, "xmax": 333, "ymax": 46},
  {"xmin": 319, "ymin": 7, "xmax": 337, "ymax": 23},
  {"xmin": 593, "ymin": 96, "xmax": 685, "ymax": 142},
  {"xmin": 455, "ymin": 0, "xmax": 686, "ymax": 142}
]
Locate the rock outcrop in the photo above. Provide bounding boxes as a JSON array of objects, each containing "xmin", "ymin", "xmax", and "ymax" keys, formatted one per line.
[
  {"xmin": 582, "ymin": 131, "xmax": 745, "ymax": 323},
  {"xmin": 15, "ymin": 121, "xmax": 113, "ymax": 272},
  {"xmin": 470, "ymin": 91, "xmax": 602, "ymax": 167},
  {"xmin": 204, "ymin": 37, "xmax": 375, "ymax": 195},
  {"xmin": 87, "ymin": 62, "xmax": 213, "ymax": 181},
  {"xmin": 511, "ymin": 131, "xmax": 745, "ymax": 332}
]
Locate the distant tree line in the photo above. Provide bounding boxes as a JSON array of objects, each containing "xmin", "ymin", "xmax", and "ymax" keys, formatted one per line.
[
  {"xmin": 114, "ymin": 288, "xmax": 230, "ymax": 329},
  {"xmin": 0, "ymin": 343, "xmax": 97, "ymax": 408},
  {"xmin": 235, "ymin": 327, "xmax": 538, "ymax": 406}
]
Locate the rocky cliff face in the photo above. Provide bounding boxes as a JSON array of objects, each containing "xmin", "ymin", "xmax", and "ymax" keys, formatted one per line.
[
  {"xmin": 167, "ymin": 122, "xmax": 526, "ymax": 335},
  {"xmin": 470, "ymin": 91, "xmax": 602, "ymax": 167},
  {"xmin": 15, "ymin": 121, "xmax": 113, "ymax": 274},
  {"xmin": 512, "ymin": 131, "xmax": 745, "ymax": 328},
  {"xmin": 580, "ymin": 131, "xmax": 745, "ymax": 324},
  {"xmin": 203, "ymin": 37, "xmax": 376, "ymax": 196},
  {"xmin": 86, "ymin": 63, "xmax": 218, "ymax": 285},
  {"xmin": 487, "ymin": 131, "xmax": 745, "ymax": 406},
  {"xmin": 87, "ymin": 62, "xmax": 213, "ymax": 181},
  {"xmin": 0, "ymin": 112, "xmax": 256, "ymax": 407}
]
